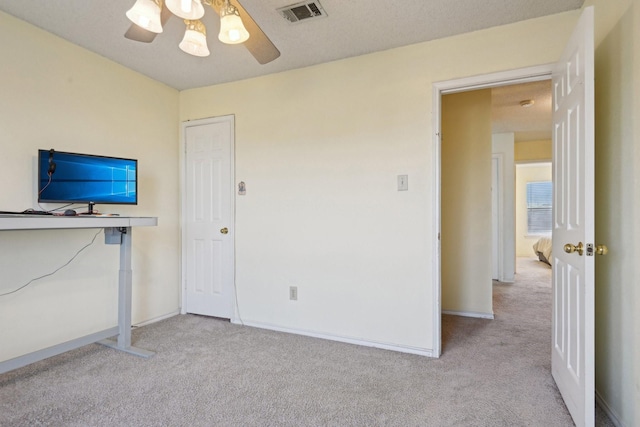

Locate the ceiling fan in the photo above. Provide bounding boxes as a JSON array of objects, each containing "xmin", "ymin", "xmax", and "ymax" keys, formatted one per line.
[{"xmin": 124, "ymin": 0, "xmax": 280, "ymax": 64}]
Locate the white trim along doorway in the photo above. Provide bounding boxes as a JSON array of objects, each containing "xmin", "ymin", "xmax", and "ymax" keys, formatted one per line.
[{"xmin": 432, "ymin": 64, "xmax": 554, "ymax": 357}]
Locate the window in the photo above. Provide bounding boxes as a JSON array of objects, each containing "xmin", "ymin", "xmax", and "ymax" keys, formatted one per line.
[{"xmin": 527, "ymin": 181, "xmax": 552, "ymax": 234}]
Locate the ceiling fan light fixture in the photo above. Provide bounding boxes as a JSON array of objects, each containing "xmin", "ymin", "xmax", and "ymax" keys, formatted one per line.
[
  {"xmin": 126, "ymin": 0, "xmax": 164, "ymax": 33},
  {"xmin": 218, "ymin": 1, "xmax": 250, "ymax": 44},
  {"xmin": 166, "ymin": 0, "xmax": 205, "ymax": 20},
  {"xmin": 179, "ymin": 20, "xmax": 210, "ymax": 57}
]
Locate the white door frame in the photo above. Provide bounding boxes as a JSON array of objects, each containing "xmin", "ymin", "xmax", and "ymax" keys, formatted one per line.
[
  {"xmin": 180, "ymin": 115, "xmax": 236, "ymax": 320},
  {"xmin": 432, "ymin": 64, "xmax": 553, "ymax": 357},
  {"xmin": 492, "ymin": 153, "xmax": 504, "ymax": 281}
]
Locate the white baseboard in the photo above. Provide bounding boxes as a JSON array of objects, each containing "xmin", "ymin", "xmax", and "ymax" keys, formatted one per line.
[
  {"xmin": 595, "ymin": 389, "xmax": 625, "ymax": 427},
  {"xmin": 442, "ymin": 310, "xmax": 495, "ymax": 319},
  {"xmin": 233, "ymin": 320, "xmax": 434, "ymax": 358},
  {"xmin": 133, "ymin": 310, "xmax": 180, "ymax": 328}
]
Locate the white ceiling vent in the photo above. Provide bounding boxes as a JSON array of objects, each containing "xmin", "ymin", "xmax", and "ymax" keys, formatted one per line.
[{"xmin": 277, "ymin": 1, "xmax": 327, "ymax": 24}]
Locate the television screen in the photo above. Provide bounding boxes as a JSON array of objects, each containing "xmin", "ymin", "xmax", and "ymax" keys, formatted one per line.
[{"xmin": 38, "ymin": 149, "xmax": 137, "ymax": 205}]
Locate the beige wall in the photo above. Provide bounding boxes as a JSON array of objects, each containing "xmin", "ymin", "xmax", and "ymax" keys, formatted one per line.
[
  {"xmin": 515, "ymin": 163, "xmax": 552, "ymax": 257},
  {"xmin": 441, "ymin": 90, "xmax": 493, "ymax": 315},
  {"xmin": 0, "ymin": 12, "xmax": 180, "ymax": 361},
  {"xmin": 589, "ymin": 0, "xmax": 640, "ymax": 424},
  {"xmin": 180, "ymin": 10, "xmax": 580, "ymax": 353},
  {"xmin": 514, "ymin": 139, "xmax": 552, "ymax": 162}
]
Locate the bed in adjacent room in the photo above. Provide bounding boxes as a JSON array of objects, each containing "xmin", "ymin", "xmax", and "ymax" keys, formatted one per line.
[{"xmin": 533, "ymin": 236, "xmax": 552, "ymax": 265}]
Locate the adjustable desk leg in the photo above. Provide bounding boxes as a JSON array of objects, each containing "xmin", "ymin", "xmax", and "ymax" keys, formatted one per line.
[{"xmin": 99, "ymin": 227, "xmax": 154, "ymax": 358}]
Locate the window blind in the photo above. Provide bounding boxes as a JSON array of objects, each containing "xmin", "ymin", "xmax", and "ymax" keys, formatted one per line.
[{"xmin": 526, "ymin": 181, "xmax": 552, "ymax": 234}]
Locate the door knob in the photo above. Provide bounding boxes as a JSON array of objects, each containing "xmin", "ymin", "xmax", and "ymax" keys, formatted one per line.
[
  {"xmin": 220, "ymin": 227, "xmax": 228, "ymax": 234},
  {"xmin": 595, "ymin": 244, "xmax": 608, "ymax": 255},
  {"xmin": 564, "ymin": 242, "xmax": 584, "ymax": 256}
]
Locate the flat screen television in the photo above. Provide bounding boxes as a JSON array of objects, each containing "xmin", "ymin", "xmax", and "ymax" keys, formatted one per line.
[{"xmin": 38, "ymin": 149, "xmax": 137, "ymax": 211}]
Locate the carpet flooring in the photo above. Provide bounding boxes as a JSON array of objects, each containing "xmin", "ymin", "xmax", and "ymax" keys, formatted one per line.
[{"xmin": 0, "ymin": 257, "xmax": 614, "ymax": 426}]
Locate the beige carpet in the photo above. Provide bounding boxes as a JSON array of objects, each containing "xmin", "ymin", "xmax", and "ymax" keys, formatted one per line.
[{"xmin": 0, "ymin": 257, "xmax": 614, "ymax": 426}]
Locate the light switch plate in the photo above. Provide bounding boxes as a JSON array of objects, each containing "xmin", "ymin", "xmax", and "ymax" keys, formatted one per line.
[{"xmin": 398, "ymin": 175, "xmax": 408, "ymax": 191}]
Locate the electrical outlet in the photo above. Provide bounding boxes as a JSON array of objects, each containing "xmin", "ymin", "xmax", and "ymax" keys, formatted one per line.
[{"xmin": 289, "ymin": 286, "xmax": 298, "ymax": 301}]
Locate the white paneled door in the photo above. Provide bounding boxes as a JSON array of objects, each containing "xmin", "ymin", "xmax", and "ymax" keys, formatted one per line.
[
  {"xmin": 184, "ymin": 116, "xmax": 235, "ymax": 319},
  {"xmin": 551, "ymin": 7, "xmax": 595, "ymax": 427}
]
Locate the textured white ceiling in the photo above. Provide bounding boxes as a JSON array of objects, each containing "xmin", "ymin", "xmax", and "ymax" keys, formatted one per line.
[
  {"xmin": 0, "ymin": 1, "xmax": 572, "ymax": 140},
  {"xmin": 0, "ymin": 0, "xmax": 584, "ymax": 91}
]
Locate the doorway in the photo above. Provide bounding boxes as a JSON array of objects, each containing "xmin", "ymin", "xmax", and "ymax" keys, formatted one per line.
[
  {"xmin": 438, "ymin": 79, "xmax": 552, "ymax": 324},
  {"xmin": 432, "ymin": 64, "xmax": 553, "ymax": 357},
  {"xmin": 441, "ymin": 86, "xmax": 552, "ymax": 351},
  {"xmin": 434, "ymin": 10, "xmax": 596, "ymax": 421}
]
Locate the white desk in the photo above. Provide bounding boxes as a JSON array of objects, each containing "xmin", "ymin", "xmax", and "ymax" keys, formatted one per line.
[{"xmin": 0, "ymin": 215, "xmax": 158, "ymax": 374}]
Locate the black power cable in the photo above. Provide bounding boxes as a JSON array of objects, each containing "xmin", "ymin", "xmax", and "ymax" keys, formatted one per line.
[{"xmin": 0, "ymin": 229, "xmax": 101, "ymax": 297}]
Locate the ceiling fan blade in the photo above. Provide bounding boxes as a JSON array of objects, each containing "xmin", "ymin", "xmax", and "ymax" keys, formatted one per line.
[
  {"xmin": 210, "ymin": 0, "xmax": 280, "ymax": 64},
  {"xmin": 124, "ymin": 4, "xmax": 173, "ymax": 43}
]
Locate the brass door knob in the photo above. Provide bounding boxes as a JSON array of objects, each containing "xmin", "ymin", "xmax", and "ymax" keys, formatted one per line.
[
  {"xmin": 564, "ymin": 242, "xmax": 584, "ymax": 256},
  {"xmin": 595, "ymin": 244, "xmax": 608, "ymax": 255},
  {"xmin": 220, "ymin": 227, "xmax": 228, "ymax": 234}
]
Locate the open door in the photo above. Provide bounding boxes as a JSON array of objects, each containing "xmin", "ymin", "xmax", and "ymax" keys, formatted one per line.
[{"xmin": 551, "ymin": 6, "xmax": 599, "ymax": 427}]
